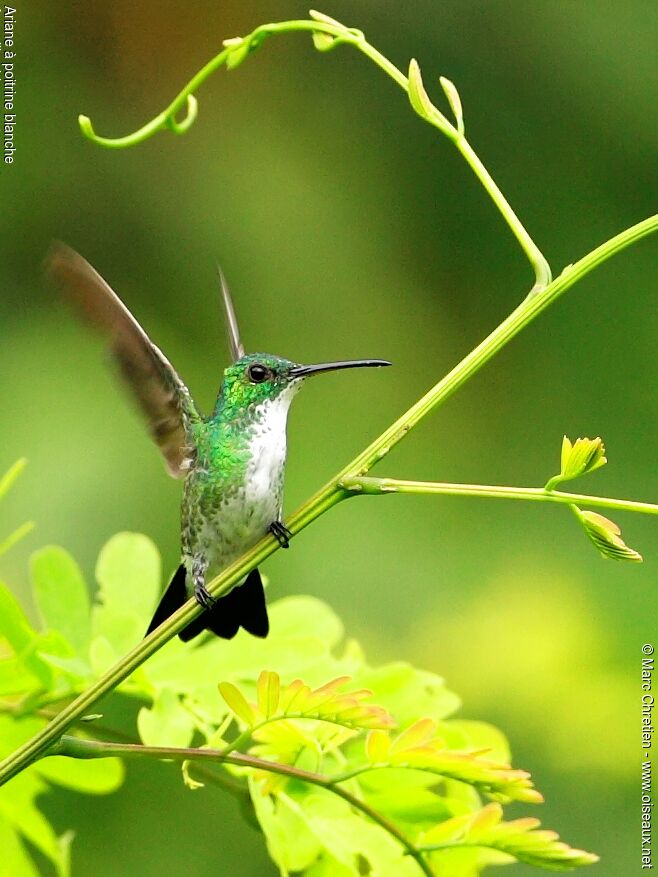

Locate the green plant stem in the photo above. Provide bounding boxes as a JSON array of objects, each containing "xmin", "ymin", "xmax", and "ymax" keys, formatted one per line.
[
  {"xmin": 339, "ymin": 213, "xmax": 658, "ymax": 478},
  {"xmin": 455, "ymin": 139, "xmax": 551, "ymax": 292},
  {"xmin": 52, "ymin": 735, "xmax": 434, "ymax": 877},
  {"xmin": 341, "ymin": 477, "xmax": 658, "ymax": 517},
  {"xmin": 0, "ymin": 702, "xmax": 249, "ymax": 801},
  {"xmin": 222, "ymin": 710, "xmax": 385, "ymax": 758},
  {"xmin": 77, "ymin": 20, "xmax": 351, "ymax": 148},
  {"xmin": 79, "ymin": 14, "xmax": 550, "ymax": 291},
  {"xmin": 0, "ymin": 214, "xmax": 656, "ymax": 789}
]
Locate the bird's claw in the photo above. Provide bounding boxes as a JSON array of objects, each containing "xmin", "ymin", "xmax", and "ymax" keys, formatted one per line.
[
  {"xmin": 194, "ymin": 583, "xmax": 216, "ymax": 609},
  {"xmin": 269, "ymin": 521, "xmax": 293, "ymax": 549}
]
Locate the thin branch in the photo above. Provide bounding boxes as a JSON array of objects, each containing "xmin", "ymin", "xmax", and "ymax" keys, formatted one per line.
[
  {"xmin": 0, "ymin": 703, "xmax": 249, "ymax": 802},
  {"xmin": 341, "ymin": 476, "xmax": 658, "ymax": 517},
  {"xmin": 456, "ymin": 139, "xmax": 551, "ymax": 293},
  {"xmin": 337, "ymin": 213, "xmax": 658, "ymax": 479},
  {"xmin": 52, "ymin": 735, "xmax": 434, "ymax": 877},
  {"xmin": 79, "ymin": 13, "xmax": 550, "ymax": 291}
]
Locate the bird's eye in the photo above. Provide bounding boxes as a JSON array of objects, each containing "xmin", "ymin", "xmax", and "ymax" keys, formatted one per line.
[{"xmin": 247, "ymin": 363, "xmax": 271, "ymax": 383}]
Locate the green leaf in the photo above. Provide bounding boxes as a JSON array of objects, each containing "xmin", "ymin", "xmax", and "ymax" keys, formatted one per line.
[
  {"xmin": 390, "ymin": 718, "xmax": 437, "ymax": 753},
  {"xmin": 0, "ymin": 716, "xmax": 120, "ymax": 875},
  {"xmin": 249, "ymin": 779, "xmax": 323, "ymax": 873},
  {"xmin": 546, "ymin": 436, "xmax": 607, "ymax": 489},
  {"xmin": 95, "ymin": 532, "xmax": 161, "ymax": 620},
  {"xmin": 0, "ymin": 818, "xmax": 40, "ymax": 877},
  {"xmin": 354, "ymin": 662, "xmax": 460, "ymax": 726},
  {"xmin": 408, "ymin": 59, "xmax": 453, "ymax": 137},
  {"xmin": 312, "ymin": 32, "xmax": 335, "ymax": 52},
  {"xmin": 420, "ymin": 803, "xmax": 599, "ymax": 870},
  {"xmin": 92, "ymin": 533, "xmax": 161, "ymax": 654},
  {"xmin": 296, "ymin": 790, "xmax": 420, "ymax": 876},
  {"xmin": 88, "ymin": 634, "xmax": 118, "ymax": 676},
  {"xmin": 360, "ymin": 767, "xmax": 458, "ymax": 828},
  {"xmin": 441, "ymin": 720, "xmax": 511, "ymax": 764},
  {"xmin": 36, "ymin": 650, "xmax": 90, "ymax": 679},
  {"xmin": 440, "ymin": 76, "xmax": 464, "ymax": 135},
  {"xmin": 308, "ymin": 10, "xmax": 346, "ymax": 28},
  {"xmin": 0, "ymin": 582, "xmax": 38, "ymax": 649},
  {"xmin": 0, "ymin": 582, "xmax": 53, "ymax": 689},
  {"xmin": 222, "ymin": 672, "xmax": 395, "ymax": 737},
  {"xmin": 0, "ymin": 655, "xmax": 42, "ymax": 696},
  {"xmin": 0, "ymin": 772, "xmax": 65, "ymax": 868},
  {"xmin": 219, "ymin": 680, "xmax": 257, "ymax": 726},
  {"xmin": 360, "ymin": 719, "xmax": 540, "ymax": 804},
  {"xmin": 36, "ymin": 754, "xmax": 124, "ymax": 794},
  {"xmin": 0, "ymin": 778, "xmax": 74, "ymax": 877},
  {"xmin": 257, "ymin": 669, "xmax": 281, "ymax": 718},
  {"xmin": 31, "ymin": 546, "xmax": 91, "ymax": 657},
  {"xmin": 365, "ymin": 728, "xmax": 391, "ymax": 763},
  {"xmin": 146, "ymin": 594, "xmax": 356, "ymax": 698},
  {"xmin": 269, "ymin": 595, "xmax": 344, "ymax": 647},
  {"xmin": 225, "ymin": 40, "xmax": 251, "ymax": 71},
  {"xmin": 306, "ymin": 854, "xmax": 357, "ymax": 877},
  {"xmin": 93, "ymin": 606, "xmax": 145, "ymax": 659},
  {"xmin": 0, "ymin": 715, "xmax": 45, "ymax": 759},
  {"xmin": 33, "ymin": 628, "xmax": 91, "ymax": 689},
  {"xmin": 573, "ymin": 506, "xmax": 642, "ymax": 562},
  {"xmin": 137, "ymin": 687, "xmax": 195, "ymax": 748}
]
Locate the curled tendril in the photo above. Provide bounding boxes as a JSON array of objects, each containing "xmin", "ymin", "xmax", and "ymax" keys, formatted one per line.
[
  {"xmin": 75, "ymin": 11, "xmax": 556, "ymax": 304},
  {"xmin": 79, "ymin": 93, "xmax": 198, "ymax": 148},
  {"xmin": 165, "ymin": 95, "xmax": 198, "ymax": 135},
  {"xmin": 75, "ymin": 15, "xmax": 361, "ymax": 150}
]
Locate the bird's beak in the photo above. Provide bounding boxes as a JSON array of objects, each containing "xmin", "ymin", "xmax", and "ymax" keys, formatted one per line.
[{"xmin": 289, "ymin": 359, "xmax": 391, "ymax": 378}]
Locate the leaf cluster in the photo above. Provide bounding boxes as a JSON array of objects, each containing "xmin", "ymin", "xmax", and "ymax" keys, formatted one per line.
[
  {"xmin": 546, "ymin": 437, "xmax": 642, "ymax": 561},
  {"xmin": 0, "ymin": 513, "xmax": 597, "ymax": 875}
]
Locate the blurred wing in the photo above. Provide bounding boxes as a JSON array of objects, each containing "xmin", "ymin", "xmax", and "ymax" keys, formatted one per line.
[
  {"xmin": 217, "ymin": 265, "xmax": 244, "ymax": 362},
  {"xmin": 46, "ymin": 243, "xmax": 199, "ymax": 478}
]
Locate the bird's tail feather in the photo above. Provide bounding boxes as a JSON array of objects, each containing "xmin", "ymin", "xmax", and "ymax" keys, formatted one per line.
[{"xmin": 145, "ymin": 564, "xmax": 269, "ymax": 642}]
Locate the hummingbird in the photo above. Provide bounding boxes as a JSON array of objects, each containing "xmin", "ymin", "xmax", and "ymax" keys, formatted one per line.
[{"xmin": 46, "ymin": 244, "xmax": 390, "ymax": 642}]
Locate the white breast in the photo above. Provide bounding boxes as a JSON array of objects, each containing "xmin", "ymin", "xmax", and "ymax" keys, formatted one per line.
[
  {"xmin": 245, "ymin": 384, "xmax": 299, "ymax": 504},
  {"xmin": 197, "ymin": 383, "xmax": 302, "ymax": 576}
]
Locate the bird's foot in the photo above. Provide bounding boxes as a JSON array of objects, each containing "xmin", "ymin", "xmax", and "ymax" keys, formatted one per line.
[
  {"xmin": 194, "ymin": 583, "xmax": 216, "ymax": 610},
  {"xmin": 269, "ymin": 520, "xmax": 293, "ymax": 549}
]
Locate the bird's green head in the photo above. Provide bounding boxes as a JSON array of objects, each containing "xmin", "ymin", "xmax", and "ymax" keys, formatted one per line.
[
  {"xmin": 219, "ymin": 353, "xmax": 298, "ymax": 413},
  {"xmin": 215, "ymin": 352, "xmax": 391, "ymax": 418}
]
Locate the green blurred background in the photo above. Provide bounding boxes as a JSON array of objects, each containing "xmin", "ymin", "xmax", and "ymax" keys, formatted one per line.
[{"xmin": 2, "ymin": 1, "xmax": 657, "ymax": 874}]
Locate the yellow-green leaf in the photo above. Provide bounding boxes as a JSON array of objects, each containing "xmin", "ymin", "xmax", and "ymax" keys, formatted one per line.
[
  {"xmin": 257, "ymin": 670, "xmax": 281, "ymax": 718},
  {"xmin": 574, "ymin": 507, "xmax": 642, "ymax": 562},
  {"xmin": 547, "ymin": 436, "xmax": 607, "ymax": 489},
  {"xmin": 365, "ymin": 729, "xmax": 391, "ymax": 763},
  {"xmin": 422, "ymin": 813, "xmax": 471, "ymax": 845},
  {"xmin": 219, "ymin": 681, "xmax": 257, "ymax": 726},
  {"xmin": 468, "ymin": 802, "xmax": 503, "ymax": 837},
  {"xmin": 390, "ymin": 718, "xmax": 437, "ymax": 755},
  {"xmin": 280, "ymin": 678, "xmax": 308, "ymax": 713},
  {"xmin": 312, "ymin": 32, "xmax": 335, "ymax": 52},
  {"xmin": 407, "ymin": 59, "xmax": 453, "ymax": 136},
  {"xmin": 439, "ymin": 76, "xmax": 464, "ymax": 135}
]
